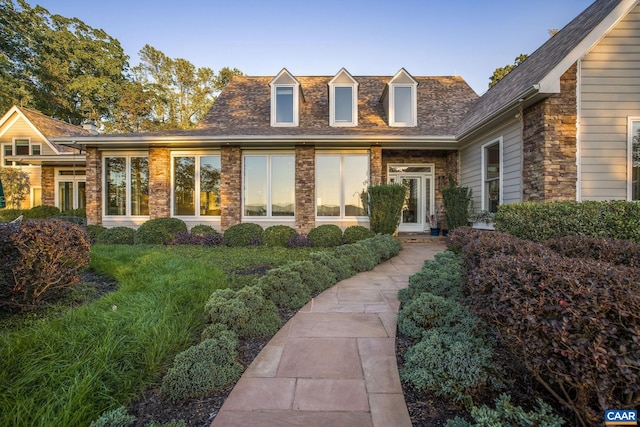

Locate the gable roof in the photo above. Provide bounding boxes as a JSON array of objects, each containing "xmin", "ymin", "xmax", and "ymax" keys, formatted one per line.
[
  {"xmin": 198, "ymin": 74, "xmax": 477, "ymax": 138},
  {"xmin": 457, "ymin": 0, "xmax": 635, "ymax": 138}
]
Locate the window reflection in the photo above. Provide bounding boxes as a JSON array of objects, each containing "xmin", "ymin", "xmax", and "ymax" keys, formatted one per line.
[
  {"xmin": 105, "ymin": 157, "xmax": 126, "ymax": 216},
  {"xmin": 316, "ymin": 154, "xmax": 368, "ymax": 217}
]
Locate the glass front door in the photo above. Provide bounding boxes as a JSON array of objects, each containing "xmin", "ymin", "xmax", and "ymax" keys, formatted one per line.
[
  {"xmin": 401, "ymin": 176, "xmax": 421, "ymax": 228},
  {"xmin": 388, "ymin": 166, "xmax": 434, "ymax": 233}
]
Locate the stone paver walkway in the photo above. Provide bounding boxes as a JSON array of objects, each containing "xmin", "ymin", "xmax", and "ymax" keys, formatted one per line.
[{"xmin": 211, "ymin": 242, "xmax": 445, "ymax": 427}]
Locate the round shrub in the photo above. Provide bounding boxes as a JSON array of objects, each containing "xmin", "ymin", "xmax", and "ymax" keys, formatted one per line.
[
  {"xmin": 224, "ymin": 223, "xmax": 263, "ymax": 247},
  {"xmin": 95, "ymin": 226, "xmax": 135, "ymax": 245},
  {"xmin": 400, "ymin": 328, "xmax": 499, "ymax": 402},
  {"xmin": 308, "ymin": 224, "xmax": 343, "ymax": 247},
  {"xmin": 397, "ymin": 293, "xmax": 477, "ymax": 340},
  {"xmin": 309, "ymin": 251, "xmax": 353, "ymax": 281},
  {"xmin": 134, "ymin": 218, "xmax": 187, "ymax": 244},
  {"xmin": 287, "ymin": 260, "xmax": 336, "ymax": 294},
  {"xmin": 25, "ymin": 205, "xmax": 60, "ymax": 219},
  {"xmin": 91, "ymin": 406, "xmax": 135, "ymax": 427},
  {"xmin": 256, "ymin": 267, "xmax": 310, "ymax": 310},
  {"xmin": 0, "ymin": 208, "xmax": 24, "ymax": 222},
  {"xmin": 85, "ymin": 225, "xmax": 107, "ymax": 243},
  {"xmin": 262, "ymin": 225, "xmax": 296, "ymax": 247},
  {"xmin": 333, "ymin": 243, "xmax": 377, "ymax": 273},
  {"xmin": 160, "ymin": 330, "xmax": 243, "ymax": 401},
  {"xmin": 204, "ymin": 286, "xmax": 281, "ymax": 337},
  {"xmin": 342, "ymin": 225, "xmax": 375, "ymax": 244},
  {"xmin": 190, "ymin": 224, "xmax": 216, "ymax": 236},
  {"xmin": 201, "ymin": 323, "xmax": 231, "ymax": 341}
]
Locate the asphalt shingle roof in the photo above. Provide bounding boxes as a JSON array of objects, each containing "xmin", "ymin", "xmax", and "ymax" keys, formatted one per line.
[{"xmin": 18, "ymin": 106, "xmax": 91, "ymax": 152}]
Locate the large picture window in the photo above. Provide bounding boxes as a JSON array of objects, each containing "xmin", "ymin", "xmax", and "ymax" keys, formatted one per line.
[
  {"xmin": 316, "ymin": 153, "xmax": 369, "ymax": 217},
  {"xmin": 482, "ymin": 140, "xmax": 502, "ymax": 213},
  {"xmin": 243, "ymin": 154, "xmax": 295, "ymax": 217},
  {"xmin": 104, "ymin": 155, "xmax": 149, "ymax": 216},
  {"xmin": 172, "ymin": 154, "xmax": 221, "ymax": 217}
]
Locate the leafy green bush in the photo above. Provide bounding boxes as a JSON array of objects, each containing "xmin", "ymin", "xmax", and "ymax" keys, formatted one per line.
[
  {"xmin": 256, "ymin": 267, "xmax": 310, "ymax": 310},
  {"xmin": 356, "ymin": 234, "xmax": 402, "ymax": 262},
  {"xmin": 309, "ymin": 251, "xmax": 353, "ymax": 282},
  {"xmin": 201, "ymin": 323, "xmax": 230, "ymax": 341},
  {"xmin": 494, "ymin": 200, "xmax": 640, "ymax": 242},
  {"xmin": 223, "ymin": 223, "xmax": 263, "ymax": 247},
  {"xmin": 86, "ymin": 224, "xmax": 107, "ymax": 243},
  {"xmin": 25, "ymin": 205, "xmax": 60, "ymax": 219},
  {"xmin": 95, "ymin": 226, "xmax": 135, "ymax": 245},
  {"xmin": 190, "ymin": 224, "xmax": 216, "ymax": 236},
  {"xmin": 367, "ymin": 183, "xmax": 406, "ymax": 234},
  {"xmin": 399, "ymin": 251, "xmax": 464, "ymax": 303},
  {"xmin": 441, "ymin": 175, "xmax": 472, "ymax": 230},
  {"xmin": 287, "ymin": 260, "xmax": 336, "ymax": 294},
  {"xmin": 333, "ymin": 243, "xmax": 377, "ymax": 273},
  {"xmin": 57, "ymin": 207, "xmax": 86, "ymax": 218},
  {"xmin": 204, "ymin": 286, "xmax": 281, "ymax": 337},
  {"xmin": 400, "ymin": 328, "xmax": 499, "ymax": 403},
  {"xmin": 160, "ymin": 330, "xmax": 243, "ymax": 401},
  {"xmin": 0, "ymin": 208, "xmax": 23, "ymax": 222},
  {"xmin": 90, "ymin": 406, "xmax": 135, "ymax": 427},
  {"xmin": 445, "ymin": 394, "xmax": 565, "ymax": 427},
  {"xmin": 262, "ymin": 225, "xmax": 296, "ymax": 247},
  {"xmin": 7, "ymin": 220, "xmax": 90, "ymax": 309},
  {"xmin": 397, "ymin": 293, "xmax": 477, "ymax": 341},
  {"xmin": 308, "ymin": 224, "xmax": 343, "ymax": 247},
  {"xmin": 342, "ymin": 225, "xmax": 375, "ymax": 244},
  {"xmin": 134, "ymin": 218, "xmax": 188, "ymax": 244}
]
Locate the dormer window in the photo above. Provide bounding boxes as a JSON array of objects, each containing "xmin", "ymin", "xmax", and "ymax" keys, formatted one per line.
[
  {"xmin": 328, "ymin": 68, "xmax": 358, "ymax": 127},
  {"xmin": 270, "ymin": 68, "xmax": 301, "ymax": 127},
  {"xmin": 382, "ymin": 68, "xmax": 418, "ymax": 127}
]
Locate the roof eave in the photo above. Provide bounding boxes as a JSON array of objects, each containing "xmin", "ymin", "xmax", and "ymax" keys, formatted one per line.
[{"xmin": 6, "ymin": 154, "xmax": 86, "ymax": 166}]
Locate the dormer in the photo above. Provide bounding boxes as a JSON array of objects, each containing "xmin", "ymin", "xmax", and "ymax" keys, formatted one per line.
[
  {"xmin": 270, "ymin": 68, "xmax": 302, "ymax": 127},
  {"xmin": 381, "ymin": 68, "xmax": 418, "ymax": 127},
  {"xmin": 328, "ymin": 68, "xmax": 358, "ymax": 127}
]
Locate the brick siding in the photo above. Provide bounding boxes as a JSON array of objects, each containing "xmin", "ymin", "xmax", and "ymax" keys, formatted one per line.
[
  {"xmin": 41, "ymin": 166, "xmax": 55, "ymax": 207},
  {"xmin": 85, "ymin": 148, "xmax": 102, "ymax": 225},
  {"xmin": 221, "ymin": 146, "xmax": 242, "ymax": 231},
  {"xmin": 295, "ymin": 146, "xmax": 315, "ymax": 233}
]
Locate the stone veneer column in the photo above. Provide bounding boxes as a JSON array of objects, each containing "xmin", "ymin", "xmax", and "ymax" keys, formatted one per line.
[
  {"xmin": 148, "ymin": 147, "xmax": 171, "ymax": 219},
  {"xmin": 295, "ymin": 146, "xmax": 315, "ymax": 233},
  {"xmin": 370, "ymin": 146, "xmax": 382, "ymax": 185},
  {"xmin": 40, "ymin": 166, "xmax": 55, "ymax": 206},
  {"xmin": 522, "ymin": 64, "xmax": 577, "ymax": 201},
  {"xmin": 85, "ymin": 148, "xmax": 102, "ymax": 225},
  {"xmin": 221, "ymin": 146, "xmax": 242, "ymax": 231}
]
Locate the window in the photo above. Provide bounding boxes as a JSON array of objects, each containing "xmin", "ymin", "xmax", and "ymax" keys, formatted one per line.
[
  {"xmin": 329, "ymin": 68, "xmax": 358, "ymax": 127},
  {"xmin": 270, "ymin": 68, "xmax": 301, "ymax": 127},
  {"xmin": 2, "ymin": 144, "xmax": 12, "ymax": 166},
  {"xmin": 104, "ymin": 156, "xmax": 149, "ymax": 216},
  {"xmin": 482, "ymin": 140, "xmax": 502, "ymax": 213},
  {"xmin": 630, "ymin": 119, "xmax": 640, "ymax": 200},
  {"xmin": 394, "ymin": 87, "xmax": 413, "ymax": 124},
  {"xmin": 55, "ymin": 170, "xmax": 85, "ymax": 212},
  {"xmin": 243, "ymin": 154, "xmax": 295, "ymax": 217},
  {"xmin": 31, "ymin": 144, "xmax": 41, "ymax": 156},
  {"xmin": 316, "ymin": 153, "xmax": 369, "ymax": 217},
  {"xmin": 173, "ymin": 154, "xmax": 221, "ymax": 216},
  {"xmin": 14, "ymin": 139, "xmax": 29, "ymax": 156},
  {"xmin": 383, "ymin": 68, "xmax": 418, "ymax": 127},
  {"xmin": 2, "ymin": 139, "xmax": 41, "ymax": 165}
]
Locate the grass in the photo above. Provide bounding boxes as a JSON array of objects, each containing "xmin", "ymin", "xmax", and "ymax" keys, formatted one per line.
[{"xmin": 0, "ymin": 244, "xmax": 314, "ymax": 427}]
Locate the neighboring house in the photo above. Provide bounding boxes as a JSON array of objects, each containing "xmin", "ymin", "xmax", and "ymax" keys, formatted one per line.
[
  {"xmin": 0, "ymin": 106, "xmax": 91, "ymax": 210},
  {"xmin": 51, "ymin": 0, "xmax": 640, "ymax": 232}
]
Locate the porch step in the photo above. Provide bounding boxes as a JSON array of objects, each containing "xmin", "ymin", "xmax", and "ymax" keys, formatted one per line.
[{"xmin": 395, "ymin": 233, "xmax": 447, "ymax": 244}]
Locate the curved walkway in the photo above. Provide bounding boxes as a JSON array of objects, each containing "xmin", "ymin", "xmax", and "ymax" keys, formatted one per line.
[{"xmin": 211, "ymin": 242, "xmax": 445, "ymax": 427}]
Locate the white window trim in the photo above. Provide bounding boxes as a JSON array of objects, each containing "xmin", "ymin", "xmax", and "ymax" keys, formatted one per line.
[
  {"xmin": 54, "ymin": 168, "xmax": 86, "ymax": 211},
  {"xmin": 628, "ymin": 117, "xmax": 640, "ymax": 201},
  {"xmin": 170, "ymin": 152, "xmax": 222, "ymax": 218},
  {"xmin": 30, "ymin": 143, "xmax": 41, "ymax": 156},
  {"xmin": 242, "ymin": 152, "xmax": 295, "ymax": 219},
  {"xmin": 329, "ymin": 84, "xmax": 358, "ymax": 127},
  {"xmin": 102, "ymin": 152, "xmax": 149, "ymax": 218},
  {"xmin": 1, "ymin": 143, "xmax": 12, "ymax": 166},
  {"xmin": 271, "ymin": 85, "xmax": 299, "ymax": 127},
  {"xmin": 389, "ymin": 84, "xmax": 417, "ymax": 127},
  {"xmin": 13, "ymin": 137, "xmax": 31, "ymax": 155},
  {"xmin": 315, "ymin": 151, "xmax": 370, "ymax": 219},
  {"xmin": 481, "ymin": 138, "xmax": 503, "ymax": 211}
]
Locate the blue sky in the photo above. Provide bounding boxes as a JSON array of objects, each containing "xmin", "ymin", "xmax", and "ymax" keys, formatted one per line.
[{"xmin": 31, "ymin": 0, "xmax": 594, "ymax": 95}]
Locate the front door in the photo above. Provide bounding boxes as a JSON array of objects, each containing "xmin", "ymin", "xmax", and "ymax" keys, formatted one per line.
[{"xmin": 388, "ymin": 165, "xmax": 434, "ymax": 233}]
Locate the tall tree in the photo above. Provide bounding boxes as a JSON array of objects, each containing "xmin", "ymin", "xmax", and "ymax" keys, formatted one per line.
[{"xmin": 488, "ymin": 54, "xmax": 528, "ymax": 88}]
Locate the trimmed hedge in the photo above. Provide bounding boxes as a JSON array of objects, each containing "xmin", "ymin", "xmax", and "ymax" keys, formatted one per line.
[
  {"xmin": 494, "ymin": 200, "xmax": 640, "ymax": 242},
  {"xmin": 287, "ymin": 260, "xmax": 336, "ymax": 294},
  {"xmin": 308, "ymin": 224, "xmax": 343, "ymax": 247},
  {"xmin": 545, "ymin": 235, "xmax": 640, "ymax": 268},
  {"xmin": 95, "ymin": 226, "xmax": 135, "ymax": 245},
  {"xmin": 190, "ymin": 224, "xmax": 216, "ymax": 236},
  {"xmin": 342, "ymin": 225, "xmax": 375, "ymax": 244},
  {"xmin": 262, "ymin": 225, "xmax": 296, "ymax": 247},
  {"xmin": 134, "ymin": 218, "xmax": 187, "ymax": 244},
  {"xmin": 256, "ymin": 267, "xmax": 310, "ymax": 310},
  {"xmin": 398, "ymin": 251, "xmax": 464, "ymax": 303},
  {"xmin": 223, "ymin": 223, "xmax": 263, "ymax": 247},
  {"xmin": 309, "ymin": 251, "xmax": 353, "ymax": 282},
  {"xmin": 333, "ymin": 244, "xmax": 377, "ymax": 273},
  {"xmin": 86, "ymin": 224, "xmax": 107, "ymax": 243},
  {"xmin": 367, "ymin": 183, "xmax": 406, "ymax": 234}
]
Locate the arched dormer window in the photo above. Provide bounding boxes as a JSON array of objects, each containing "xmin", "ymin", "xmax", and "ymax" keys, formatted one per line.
[
  {"xmin": 270, "ymin": 68, "xmax": 301, "ymax": 127},
  {"xmin": 328, "ymin": 68, "xmax": 358, "ymax": 127},
  {"xmin": 381, "ymin": 68, "xmax": 418, "ymax": 127}
]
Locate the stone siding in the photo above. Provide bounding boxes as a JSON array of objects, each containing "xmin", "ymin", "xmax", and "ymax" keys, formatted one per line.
[
  {"xmin": 148, "ymin": 147, "xmax": 171, "ymax": 219},
  {"xmin": 221, "ymin": 146, "xmax": 242, "ymax": 230},
  {"xmin": 295, "ymin": 146, "xmax": 315, "ymax": 233},
  {"xmin": 85, "ymin": 148, "xmax": 102, "ymax": 225},
  {"xmin": 370, "ymin": 146, "xmax": 382, "ymax": 185},
  {"xmin": 522, "ymin": 64, "xmax": 577, "ymax": 201},
  {"xmin": 41, "ymin": 166, "xmax": 55, "ymax": 207}
]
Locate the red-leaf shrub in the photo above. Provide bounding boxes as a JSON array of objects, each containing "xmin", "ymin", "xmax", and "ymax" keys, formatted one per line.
[
  {"xmin": 9, "ymin": 219, "xmax": 90, "ymax": 309},
  {"xmin": 545, "ymin": 235, "xmax": 640, "ymax": 268},
  {"xmin": 465, "ymin": 244, "xmax": 639, "ymax": 425}
]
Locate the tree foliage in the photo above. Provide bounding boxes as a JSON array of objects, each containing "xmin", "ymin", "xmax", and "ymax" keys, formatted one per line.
[
  {"xmin": 0, "ymin": 166, "xmax": 30, "ymax": 209},
  {"xmin": 488, "ymin": 54, "xmax": 528, "ymax": 88}
]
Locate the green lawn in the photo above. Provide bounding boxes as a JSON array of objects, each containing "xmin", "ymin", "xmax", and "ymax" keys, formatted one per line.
[{"xmin": 0, "ymin": 244, "xmax": 314, "ymax": 427}]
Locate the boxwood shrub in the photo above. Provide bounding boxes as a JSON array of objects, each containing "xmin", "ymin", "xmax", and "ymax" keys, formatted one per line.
[
  {"xmin": 85, "ymin": 224, "xmax": 107, "ymax": 243},
  {"xmin": 342, "ymin": 225, "xmax": 375, "ymax": 244},
  {"xmin": 262, "ymin": 225, "xmax": 296, "ymax": 247},
  {"xmin": 399, "ymin": 251, "xmax": 464, "ymax": 303},
  {"xmin": 134, "ymin": 217, "xmax": 188, "ymax": 245},
  {"xmin": 95, "ymin": 226, "xmax": 135, "ymax": 245},
  {"xmin": 308, "ymin": 224, "xmax": 343, "ymax": 247},
  {"xmin": 367, "ymin": 183, "xmax": 406, "ymax": 234},
  {"xmin": 256, "ymin": 267, "xmax": 310, "ymax": 310},
  {"xmin": 309, "ymin": 251, "xmax": 353, "ymax": 282},
  {"xmin": 223, "ymin": 223, "xmax": 263, "ymax": 247},
  {"xmin": 190, "ymin": 224, "xmax": 216, "ymax": 236},
  {"xmin": 286, "ymin": 260, "xmax": 336, "ymax": 294},
  {"xmin": 333, "ymin": 244, "xmax": 377, "ymax": 273}
]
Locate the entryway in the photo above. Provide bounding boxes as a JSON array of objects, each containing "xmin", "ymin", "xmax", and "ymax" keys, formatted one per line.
[{"xmin": 387, "ymin": 164, "xmax": 434, "ymax": 233}]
